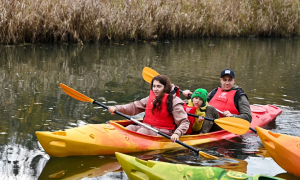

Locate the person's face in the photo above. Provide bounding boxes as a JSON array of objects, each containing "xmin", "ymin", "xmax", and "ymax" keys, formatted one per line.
[
  {"xmin": 192, "ymin": 97, "xmax": 203, "ymax": 108},
  {"xmin": 220, "ymin": 75, "xmax": 235, "ymax": 90},
  {"xmin": 152, "ymin": 80, "xmax": 165, "ymax": 96}
]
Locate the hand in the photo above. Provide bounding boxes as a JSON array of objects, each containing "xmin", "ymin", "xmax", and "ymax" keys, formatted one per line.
[
  {"xmin": 182, "ymin": 90, "xmax": 192, "ymax": 98},
  {"xmin": 170, "ymin": 134, "xmax": 179, "ymax": 142},
  {"xmin": 223, "ymin": 110, "xmax": 232, "ymax": 117},
  {"xmin": 198, "ymin": 116, "xmax": 205, "ymax": 122},
  {"xmin": 108, "ymin": 106, "xmax": 117, "ymax": 115}
]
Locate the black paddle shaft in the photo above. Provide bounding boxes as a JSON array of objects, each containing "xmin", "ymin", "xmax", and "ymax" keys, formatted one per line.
[
  {"xmin": 187, "ymin": 113, "xmax": 214, "ymax": 121},
  {"xmin": 156, "ymin": 132, "xmax": 200, "ymax": 154},
  {"xmin": 93, "ymin": 100, "xmax": 132, "ymax": 120},
  {"xmin": 93, "ymin": 100, "xmax": 201, "ymax": 154}
]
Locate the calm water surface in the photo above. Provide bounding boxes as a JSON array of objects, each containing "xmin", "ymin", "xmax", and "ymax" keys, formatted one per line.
[{"xmin": 0, "ymin": 38, "xmax": 300, "ymax": 180}]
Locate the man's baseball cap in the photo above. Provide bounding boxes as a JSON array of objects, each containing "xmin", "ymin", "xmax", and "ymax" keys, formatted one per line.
[{"xmin": 220, "ymin": 69, "xmax": 235, "ymax": 78}]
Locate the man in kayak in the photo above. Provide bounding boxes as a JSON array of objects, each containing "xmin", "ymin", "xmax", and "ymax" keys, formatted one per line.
[
  {"xmin": 108, "ymin": 75, "xmax": 190, "ymax": 142},
  {"xmin": 184, "ymin": 88, "xmax": 219, "ymax": 134},
  {"xmin": 182, "ymin": 69, "xmax": 252, "ymax": 132}
]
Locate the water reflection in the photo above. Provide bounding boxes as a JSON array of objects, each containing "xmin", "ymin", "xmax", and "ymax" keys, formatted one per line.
[
  {"xmin": 275, "ymin": 173, "xmax": 300, "ymax": 180},
  {"xmin": 0, "ymin": 38, "xmax": 300, "ymax": 179},
  {"xmin": 0, "ymin": 144, "xmax": 48, "ymax": 179},
  {"xmin": 39, "ymin": 156, "xmax": 122, "ymax": 179},
  {"xmin": 255, "ymin": 147, "xmax": 271, "ymax": 158},
  {"xmin": 159, "ymin": 149, "xmax": 248, "ymax": 174},
  {"xmin": 246, "ymin": 156, "xmax": 286, "ymax": 176}
]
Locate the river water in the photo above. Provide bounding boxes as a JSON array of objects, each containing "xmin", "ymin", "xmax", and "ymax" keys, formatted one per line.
[{"xmin": 0, "ymin": 38, "xmax": 300, "ymax": 180}]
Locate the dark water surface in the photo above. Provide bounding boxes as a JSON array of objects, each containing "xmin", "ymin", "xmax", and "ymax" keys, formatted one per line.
[{"xmin": 0, "ymin": 38, "xmax": 300, "ymax": 179}]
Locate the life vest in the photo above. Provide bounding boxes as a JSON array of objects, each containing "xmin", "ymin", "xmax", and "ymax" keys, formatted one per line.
[
  {"xmin": 183, "ymin": 103, "xmax": 197, "ymax": 135},
  {"xmin": 208, "ymin": 87, "xmax": 240, "ymax": 117},
  {"xmin": 143, "ymin": 90, "xmax": 175, "ymax": 130},
  {"xmin": 183, "ymin": 99, "xmax": 207, "ymax": 134}
]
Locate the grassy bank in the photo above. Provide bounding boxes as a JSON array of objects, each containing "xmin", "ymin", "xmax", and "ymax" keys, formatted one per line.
[{"xmin": 1, "ymin": 0, "xmax": 299, "ymax": 44}]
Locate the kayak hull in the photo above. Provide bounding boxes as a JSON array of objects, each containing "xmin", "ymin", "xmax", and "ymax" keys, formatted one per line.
[
  {"xmin": 256, "ymin": 127, "xmax": 300, "ymax": 178},
  {"xmin": 36, "ymin": 105, "xmax": 282, "ymax": 157},
  {"xmin": 115, "ymin": 152, "xmax": 283, "ymax": 180}
]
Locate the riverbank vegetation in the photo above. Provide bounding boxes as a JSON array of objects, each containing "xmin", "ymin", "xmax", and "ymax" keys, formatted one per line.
[{"xmin": 1, "ymin": 0, "xmax": 299, "ymax": 44}]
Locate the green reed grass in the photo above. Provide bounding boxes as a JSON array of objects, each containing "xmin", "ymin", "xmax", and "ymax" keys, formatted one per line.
[{"xmin": 0, "ymin": 0, "xmax": 299, "ymax": 44}]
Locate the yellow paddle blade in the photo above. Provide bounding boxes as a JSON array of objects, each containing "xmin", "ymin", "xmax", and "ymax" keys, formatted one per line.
[
  {"xmin": 142, "ymin": 67, "xmax": 160, "ymax": 83},
  {"xmin": 60, "ymin": 83, "xmax": 94, "ymax": 103},
  {"xmin": 199, "ymin": 151, "xmax": 218, "ymax": 159},
  {"xmin": 215, "ymin": 117, "xmax": 251, "ymax": 135}
]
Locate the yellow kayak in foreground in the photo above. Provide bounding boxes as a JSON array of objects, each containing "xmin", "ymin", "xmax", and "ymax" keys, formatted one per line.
[{"xmin": 115, "ymin": 152, "xmax": 283, "ymax": 180}]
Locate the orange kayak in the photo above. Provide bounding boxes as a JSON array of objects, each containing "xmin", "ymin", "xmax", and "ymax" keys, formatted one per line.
[
  {"xmin": 35, "ymin": 105, "xmax": 282, "ymax": 157},
  {"xmin": 256, "ymin": 127, "xmax": 300, "ymax": 178}
]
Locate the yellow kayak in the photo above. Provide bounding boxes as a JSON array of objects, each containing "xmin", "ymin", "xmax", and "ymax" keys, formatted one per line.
[
  {"xmin": 115, "ymin": 152, "xmax": 283, "ymax": 180},
  {"xmin": 256, "ymin": 127, "xmax": 300, "ymax": 178}
]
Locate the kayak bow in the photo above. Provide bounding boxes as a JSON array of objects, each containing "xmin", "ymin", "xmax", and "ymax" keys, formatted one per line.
[{"xmin": 256, "ymin": 127, "xmax": 300, "ymax": 178}]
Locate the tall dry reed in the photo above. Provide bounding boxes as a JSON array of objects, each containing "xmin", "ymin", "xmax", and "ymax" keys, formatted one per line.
[{"xmin": 0, "ymin": 0, "xmax": 299, "ymax": 44}]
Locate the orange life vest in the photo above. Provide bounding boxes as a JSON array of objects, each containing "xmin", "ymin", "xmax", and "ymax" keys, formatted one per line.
[{"xmin": 143, "ymin": 90, "xmax": 175, "ymax": 130}]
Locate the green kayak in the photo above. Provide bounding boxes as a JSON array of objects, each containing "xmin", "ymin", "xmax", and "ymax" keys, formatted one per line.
[{"xmin": 115, "ymin": 152, "xmax": 283, "ymax": 180}]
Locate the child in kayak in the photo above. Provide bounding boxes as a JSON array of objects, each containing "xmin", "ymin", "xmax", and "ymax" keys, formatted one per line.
[
  {"xmin": 184, "ymin": 88, "xmax": 220, "ymax": 134},
  {"xmin": 108, "ymin": 75, "xmax": 190, "ymax": 142}
]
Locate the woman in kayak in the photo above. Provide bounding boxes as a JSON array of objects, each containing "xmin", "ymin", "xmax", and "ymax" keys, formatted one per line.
[
  {"xmin": 184, "ymin": 88, "xmax": 220, "ymax": 134},
  {"xmin": 108, "ymin": 75, "xmax": 190, "ymax": 142}
]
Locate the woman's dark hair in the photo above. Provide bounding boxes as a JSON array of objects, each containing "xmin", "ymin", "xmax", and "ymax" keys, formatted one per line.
[{"xmin": 150, "ymin": 75, "xmax": 173, "ymax": 115}]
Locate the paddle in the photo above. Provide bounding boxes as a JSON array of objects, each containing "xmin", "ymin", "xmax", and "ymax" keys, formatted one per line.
[
  {"xmin": 142, "ymin": 67, "xmax": 251, "ymax": 135},
  {"xmin": 59, "ymin": 83, "xmax": 219, "ymax": 159},
  {"xmin": 215, "ymin": 109, "xmax": 257, "ymax": 133},
  {"xmin": 187, "ymin": 113, "xmax": 250, "ymax": 135}
]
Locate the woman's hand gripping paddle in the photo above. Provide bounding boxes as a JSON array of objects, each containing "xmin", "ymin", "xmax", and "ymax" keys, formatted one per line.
[
  {"xmin": 60, "ymin": 83, "xmax": 219, "ymax": 159},
  {"xmin": 142, "ymin": 67, "xmax": 251, "ymax": 135}
]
